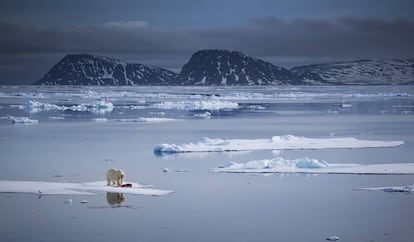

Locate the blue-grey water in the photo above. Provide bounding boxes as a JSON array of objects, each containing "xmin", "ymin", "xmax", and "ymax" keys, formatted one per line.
[{"xmin": 0, "ymin": 85, "xmax": 414, "ymax": 242}]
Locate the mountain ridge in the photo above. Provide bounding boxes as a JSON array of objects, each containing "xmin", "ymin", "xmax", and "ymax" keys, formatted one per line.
[
  {"xmin": 35, "ymin": 50, "xmax": 414, "ymax": 86},
  {"xmin": 34, "ymin": 54, "xmax": 178, "ymax": 85}
]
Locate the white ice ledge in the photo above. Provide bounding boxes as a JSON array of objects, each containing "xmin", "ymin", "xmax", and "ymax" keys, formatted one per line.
[
  {"xmin": 0, "ymin": 180, "xmax": 174, "ymax": 196},
  {"xmin": 213, "ymin": 157, "xmax": 414, "ymax": 175},
  {"xmin": 154, "ymin": 135, "xmax": 404, "ymax": 154}
]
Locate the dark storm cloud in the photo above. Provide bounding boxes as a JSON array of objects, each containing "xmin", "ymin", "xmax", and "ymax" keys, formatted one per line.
[
  {"xmin": 1, "ymin": 17, "xmax": 414, "ymax": 84},
  {"xmin": 1, "ymin": 17, "xmax": 413, "ymax": 58}
]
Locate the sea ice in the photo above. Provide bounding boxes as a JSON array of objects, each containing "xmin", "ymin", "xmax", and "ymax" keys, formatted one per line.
[
  {"xmin": 153, "ymin": 135, "xmax": 404, "ymax": 154},
  {"xmin": 92, "ymin": 118, "xmax": 109, "ymax": 122},
  {"xmin": 354, "ymin": 185, "xmax": 414, "ymax": 193},
  {"xmin": 326, "ymin": 236, "xmax": 340, "ymax": 241},
  {"xmin": 23, "ymin": 100, "xmax": 114, "ymax": 114},
  {"xmin": 152, "ymin": 98, "xmax": 238, "ymax": 111},
  {"xmin": 0, "ymin": 180, "xmax": 174, "ymax": 196},
  {"xmin": 193, "ymin": 111, "xmax": 212, "ymax": 118},
  {"xmin": 10, "ymin": 116, "xmax": 39, "ymax": 124},
  {"xmin": 24, "ymin": 100, "xmax": 63, "ymax": 113},
  {"xmin": 68, "ymin": 100, "xmax": 114, "ymax": 114},
  {"xmin": 112, "ymin": 118, "xmax": 179, "ymax": 123},
  {"xmin": 48, "ymin": 116, "xmax": 65, "ymax": 120},
  {"xmin": 213, "ymin": 157, "xmax": 414, "ymax": 175}
]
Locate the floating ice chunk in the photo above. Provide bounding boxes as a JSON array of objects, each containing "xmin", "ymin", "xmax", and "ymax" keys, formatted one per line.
[
  {"xmin": 218, "ymin": 157, "xmax": 328, "ymax": 171},
  {"xmin": 93, "ymin": 118, "xmax": 109, "ymax": 122},
  {"xmin": 193, "ymin": 111, "xmax": 212, "ymax": 118},
  {"xmin": 354, "ymin": 185, "xmax": 414, "ymax": 193},
  {"xmin": 80, "ymin": 200, "xmax": 89, "ymax": 204},
  {"xmin": 295, "ymin": 158, "xmax": 329, "ymax": 168},
  {"xmin": 10, "ymin": 116, "xmax": 38, "ymax": 124},
  {"xmin": 48, "ymin": 116, "xmax": 65, "ymax": 120},
  {"xmin": 69, "ymin": 100, "xmax": 114, "ymax": 114},
  {"xmin": 247, "ymin": 105, "xmax": 266, "ymax": 110},
  {"xmin": 0, "ymin": 180, "xmax": 174, "ymax": 196},
  {"xmin": 163, "ymin": 168, "xmax": 170, "ymax": 173},
  {"xmin": 23, "ymin": 100, "xmax": 114, "ymax": 114},
  {"xmin": 24, "ymin": 100, "xmax": 64, "ymax": 113},
  {"xmin": 154, "ymin": 135, "xmax": 404, "ymax": 154},
  {"xmin": 112, "ymin": 118, "xmax": 179, "ymax": 123},
  {"xmin": 152, "ymin": 99, "xmax": 238, "ymax": 111},
  {"xmin": 326, "ymin": 236, "xmax": 340, "ymax": 241},
  {"xmin": 214, "ymin": 158, "xmax": 414, "ymax": 175},
  {"xmin": 89, "ymin": 100, "xmax": 114, "ymax": 112}
]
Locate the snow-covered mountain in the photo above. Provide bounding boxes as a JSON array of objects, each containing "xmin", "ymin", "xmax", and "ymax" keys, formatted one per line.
[
  {"xmin": 35, "ymin": 51, "xmax": 414, "ymax": 86},
  {"xmin": 35, "ymin": 54, "xmax": 178, "ymax": 85},
  {"xmin": 179, "ymin": 49, "xmax": 304, "ymax": 85},
  {"xmin": 291, "ymin": 59, "xmax": 414, "ymax": 85}
]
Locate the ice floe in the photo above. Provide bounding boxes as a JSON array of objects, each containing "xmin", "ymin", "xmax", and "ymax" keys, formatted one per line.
[
  {"xmin": 23, "ymin": 100, "xmax": 114, "ymax": 114},
  {"xmin": 152, "ymin": 98, "xmax": 238, "ymax": 110},
  {"xmin": 24, "ymin": 100, "xmax": 63, "ymax": 113},
  {"xmin": 193, "ymin": 111, "xmax": 212, "ymax": 118},
  {"xmin": 48, "ymin": 116, "xmax": 65, "ymax": 120},
  {"xmin": 10, "ymin": 116, "xmax": 39, "ymax": 124},
  {"xmin": 113, "ymin": 118, "xmax": 179, "ymax": 123},
  {"xmin": 154, "ymin": 135, "xmax": 404, "ymax": 154},
  {"xmin": 326, "ymin": 236, "xmax": 340, "ymax": 241},
  {"xmin": 92, "ymin": 117, "xmax": 179, "ymax": 123},
  {"xmin": 213, "ymin": 158, "xmax": 414, "ymax": 175},
  {"xmin": 0, "ymin": 180, "xmax": 174, "ymax": 196},
  {"xmin": 354, "ymin": 185, "xmax": 414, "ymax": 193},
  {"xmin": 92, "ymin": 118, "xmax": 109, "ymax": 122}
]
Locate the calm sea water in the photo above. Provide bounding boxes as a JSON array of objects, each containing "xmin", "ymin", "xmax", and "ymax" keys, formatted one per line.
[{"xmin": 0, "ymin": 85, "xmax": 413, "ymax": 242}]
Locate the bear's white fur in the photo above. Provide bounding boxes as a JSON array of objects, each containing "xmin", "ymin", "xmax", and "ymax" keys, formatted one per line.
[{"xmin": 106, "ymin": 168, "xmax": 126, "ymax": 186}]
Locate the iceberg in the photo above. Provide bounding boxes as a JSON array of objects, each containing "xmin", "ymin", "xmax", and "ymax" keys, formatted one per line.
[
  {"xmin": 0, "ymin": 180, "xmax": 174, "ymax": 196},
  {"xmin": 154, "ymin": 135, "xmax": 404, "ymax": 154},
  {"xmin": 214, "ymin": 158, "xmax": 414, "ymax": 175}
]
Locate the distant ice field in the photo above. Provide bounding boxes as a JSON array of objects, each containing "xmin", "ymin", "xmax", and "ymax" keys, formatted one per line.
[{"xmin": 0, "ymin": 85, "xmax": 413, "ymax": 124}]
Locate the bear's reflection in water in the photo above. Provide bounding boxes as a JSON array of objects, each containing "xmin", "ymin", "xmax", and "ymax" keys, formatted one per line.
[{"xmin": 106, "ymin": 192, "xmax": 125, "ymax": 205}]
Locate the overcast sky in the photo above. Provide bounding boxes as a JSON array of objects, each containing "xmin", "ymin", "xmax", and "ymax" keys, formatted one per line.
[{"xmin": 1, "ymin": 0, "xmax": 414, "ymax": 84}]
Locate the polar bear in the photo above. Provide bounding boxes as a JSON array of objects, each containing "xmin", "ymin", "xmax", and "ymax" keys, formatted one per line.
[{"xmin": 106, "ymin": 168, "xmax": 126, "ymax": 186}]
